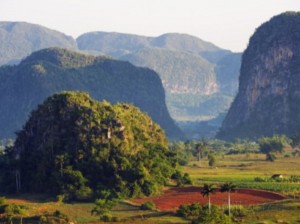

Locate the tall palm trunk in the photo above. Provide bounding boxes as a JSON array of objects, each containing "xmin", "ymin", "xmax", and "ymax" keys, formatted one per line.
[
  {"xmin": 228, "ymin": 192, "xmax": 231, "ymax": 215},
  {"xmin": 208, "ymin": 195, "xmax": 211, "ymax": 214}
]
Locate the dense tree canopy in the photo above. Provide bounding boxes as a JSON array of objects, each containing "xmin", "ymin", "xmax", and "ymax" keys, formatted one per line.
[{"xmin": 3, "ymin": 92, "xmax": 177, "ymax": 199}]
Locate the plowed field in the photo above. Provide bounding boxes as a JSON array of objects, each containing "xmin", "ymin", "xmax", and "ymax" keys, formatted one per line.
[{"xmin": 132, "ymin": 187, "xmax": 286, "ymax": 211}]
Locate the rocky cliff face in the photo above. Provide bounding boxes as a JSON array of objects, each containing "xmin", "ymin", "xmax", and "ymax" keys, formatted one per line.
[{"xmin": 218, "ymin": 12, "xmax": 300, "ymax": 140}]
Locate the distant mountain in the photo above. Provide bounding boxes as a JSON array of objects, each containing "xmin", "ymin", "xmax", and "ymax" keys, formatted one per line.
[
  {"xmin": 78, "ymin": 32, "xmax": 241, "ymax": 128},
  {"xmin": 120, "ymin": 48, "xmax": 217, "ymax": 95},
  {"xmin": 0, "ymin": 22, "xmax": 241, "ymax": 139},
  {"xmin": 0, "ymin": 22, "xmax": 77, "ymax": 65},
  {"xmin": 218, "ymin": 12, "xmax": 300, "ymax": 140},
  {"xmin": 77, "ymin": 32, "xmax": 226, "ymax": 58},
  {"xmin": 0, "ymin": 48, "xmax": 183, "ymax": 140},
  {"xmin": 119, "ymin": 48, "xmax": 226, "ymax": 121}
]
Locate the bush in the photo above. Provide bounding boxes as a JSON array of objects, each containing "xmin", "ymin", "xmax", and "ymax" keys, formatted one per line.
[
  {"xmin": 177, "ymin": 203, "xmax": 231, "ymax": 223},
  {"xmin": 140, "ymin": 201, "xmax": 156, "ymax": 210},
  {"xmin": 254, "ymin": 177, "xmax": 267, "ymax": 182},
  {"xmin": 177, "ymin": 203, "xmax": 202, "ymax": 220},
  {"xmin": 56, "ymin": 194, "xmax": 65, "ymax": 203},
  {"xmin": 172, "ymin": 170, "xmax": 193, "ymax": 186},
  {"xmin": 0, "ymin": 197, "xmax": 5, "ymax": 205},
  {"xmin": 266, "ymin": 153, "xmax": 276, "ymax": 162},
  {"xmin": 289, "ymin": 175, "xmax": 300, "ymax": 182},
  {"xmin": 228, "ymin": 205, "xmax": 248, "ymax": 218},
  {"xmin": 196, "ymin": 205, "xmax": 231, "ymax": 224},
  {"xmin": 208, "ymin": 154, "xmax": 217, "ymax": 167}
]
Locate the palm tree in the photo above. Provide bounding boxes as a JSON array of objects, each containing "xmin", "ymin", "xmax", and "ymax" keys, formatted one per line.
[
  {"xmin": 220, "ymin": 182, "xmax": 236, "ymax": 215},
  {"xmin": 201, "ymin": 183, "xmax": 216, "ymax": 213}
]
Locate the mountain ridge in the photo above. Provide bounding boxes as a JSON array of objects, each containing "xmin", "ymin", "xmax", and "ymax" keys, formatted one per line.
[{"xmin": 0, "ymin": 47, "xmax": 183, "ymax": 140}]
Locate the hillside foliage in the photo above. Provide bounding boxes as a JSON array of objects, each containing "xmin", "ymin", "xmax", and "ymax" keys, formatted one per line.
[{"xmin": 2, "ymin": 92, "xmax": 177, "ymax": 199}]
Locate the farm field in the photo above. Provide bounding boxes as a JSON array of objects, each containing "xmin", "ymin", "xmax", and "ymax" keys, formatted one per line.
[
  {"xmin": 1, "ymin": 153, "xmax": 300, "ymax": 223},
  {"xmin": 184, "ymin": 154, "xmax": 300, "ymax": 195}
]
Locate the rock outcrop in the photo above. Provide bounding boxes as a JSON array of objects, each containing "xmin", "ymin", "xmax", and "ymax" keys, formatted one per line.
[{"xmin": 218, "ymin": 12, "xmax": 300, "ymax": 140}]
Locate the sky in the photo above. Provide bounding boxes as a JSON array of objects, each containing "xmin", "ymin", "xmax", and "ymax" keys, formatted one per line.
[{"xmin": 1, "ymin": 0, "xmax": 299, "ymax": 52}]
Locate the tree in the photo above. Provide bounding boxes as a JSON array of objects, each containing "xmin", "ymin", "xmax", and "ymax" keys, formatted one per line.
[
  {"xmin": 195, "ymin": 139, "xmax": 208, "ymax": 162},
  {"xmin": 220, "ymin": 182, "xmax": 236, "ymax": 216},
  {"xmin": 91, "ymin": 190, "xmax": 117, "ymax": 221},
  {"xmin": 5, "ymin": 204, "xmax": 27, "ymax": 224},
  {"xmin": 258, "ymin": 135, "xmax": 290, "ymax": 161},
  {"xmin": 208, "ymin": 153, "xmax": 216, "ymax": 167},
  {"xmin": 55, "ymin": 154, "xmax": 68, "ymax": 177},
  {"xmin": 201, "ymin": 184, "xmax": 216, "ymax": 214}
]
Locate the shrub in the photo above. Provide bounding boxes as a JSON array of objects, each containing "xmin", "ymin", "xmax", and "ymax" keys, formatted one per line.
[
  {"xmin": 0, "ymin": 197, "xmax": 5, "ymax": 205},
  {"xmin": 208, "ymin": 154, "xmax": 217, "ymax": 166},
  {"xmin": 56, "ymin": 194, "xmax": 65, "ymax": 203},
  {"xmin": 172, "ymin": 171, "xmax": 193, "ymax": 186},
  {"xmin": 140, "ymin": 201, "xmax": 156, "ymax": 210},
  {"xmin": 266, "ymin": 153, "xmax": 276, "ymax": 162},
  {"xmin": 177, "ymin": 203, "xmax": 231, "ymax": 223},
  {"xmin": 177, "ymin": 203, "xmax": 202, "ymax": 220},
  {"xmin": 254, "ymin": 177, "xmax": 267, "ymax": 182},
  {"xmin": 289, "ymin": 175, "xmax": 300, "ymax": 182},
  {"xmin": 229, "ymin": 205, "xmax": 248, "ymax": 218}
]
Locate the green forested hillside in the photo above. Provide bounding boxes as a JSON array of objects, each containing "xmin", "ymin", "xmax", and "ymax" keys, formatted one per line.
[
  {"xmin": 0, "ymin": 22, "xmax": 77, "ymax": 65},
  {"xmin": 0, "ymin": 48, "xmax": 183, "ymax": 140},
  {"xmin": 3, "ymin": 92, "xmax": 176, "ymax": 198}
]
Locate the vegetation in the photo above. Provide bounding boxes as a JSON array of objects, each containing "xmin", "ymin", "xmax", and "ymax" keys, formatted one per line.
[
  {"xmin": 140, "ymin": 201, "xmax": 156, "ymax": 211},
  {"xmin": 176, "ymin": 203, "xmax": 231, "ymax": 224},
  {"xmin": 258, "ymin": 135, "xmax": 290, "ymax": 161},
  {"xmin": 220, "ymin": 182, "xmax": 236, "ymax": 215},
  {"xmin": 1, "ymin": 92, "xmax": 178, "ymax": 199},
  {"xmin": 201, "ymin": 184, "xmax": 216, "ymax": 214}
]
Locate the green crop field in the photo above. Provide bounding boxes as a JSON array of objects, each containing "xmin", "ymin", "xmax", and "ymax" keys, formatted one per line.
[{"xmin": 184, "ymin": 153, "xmax": 300, "ymax": 195}]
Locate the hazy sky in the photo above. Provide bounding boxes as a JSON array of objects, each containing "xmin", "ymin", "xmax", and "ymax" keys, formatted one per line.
[{"xmin": 1, "ymin": 0, "xmax": 299, "ymax": 52}]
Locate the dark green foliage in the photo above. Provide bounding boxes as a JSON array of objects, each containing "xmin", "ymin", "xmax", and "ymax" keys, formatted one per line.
[
  {"xmin": 208, "ymin": 153, "xmax": 217, "ymax": 166},
  {"xmin": 91, "ymin": 190, "xmax": 118, "ymax": 221},
  {"xmin": 4, "ymin": 92, "xmax": 176, "ymax": 199},
  {"xmin": 266, "ymin": 153, "xmax": 276, "ymax": 162},
  {"xmin": 177, "ymin": 203, "xmax": 231, "ymax": 224},
  {"xmin": 0, "ymin": 47, "xmax": 182, "ymax": 140},
  {"xmin": 171, "ymin": 170, "xmax": 192, "ymax": 186},
  {"xmin": 258, "ymin": 135, "xmax": 289, "ymax": 154},
  {"xmin": 140, "ymin": 201, "xmax": 156, "ymax": 210},
  {"xmin": 177, "ymin": 203, "xmax": 203, "ymax": 220}
]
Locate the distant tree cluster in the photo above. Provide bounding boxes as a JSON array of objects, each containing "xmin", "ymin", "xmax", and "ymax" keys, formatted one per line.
[{"xmin": 258, "ymin": 135, "xmax": 291, "ymax": 161}]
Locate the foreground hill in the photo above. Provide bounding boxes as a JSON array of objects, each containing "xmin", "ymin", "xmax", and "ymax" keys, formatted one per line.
[
  {"xmin": 218, "ymin": 12, "xmax": 300, "ymax": 140},
  {"xmin": 4, "ymin": 92, "xmax": 176, "ymax": 198},
  {"xmin": 0, "ymin": 22, "xmax": 77, "ymax": 65},
  {"xmin": 0, "ymin": 48, "xmax": 183, "ymax": 139}
]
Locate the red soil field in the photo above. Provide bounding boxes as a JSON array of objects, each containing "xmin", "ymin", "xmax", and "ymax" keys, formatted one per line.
[{"xmin": 132, "ymin": 187, "xmax": 286, "ymax": 211}]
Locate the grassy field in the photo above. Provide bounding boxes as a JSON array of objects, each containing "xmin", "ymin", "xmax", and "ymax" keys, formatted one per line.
[
  {"xmin": 184, "ymin": 153, "xmax": 300, "ymax": 195},
  {"xmin": 2, "ymin": 153, "xmax": 300, "ymax": 223}
]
